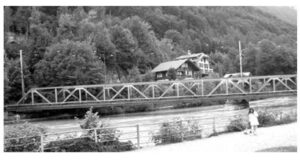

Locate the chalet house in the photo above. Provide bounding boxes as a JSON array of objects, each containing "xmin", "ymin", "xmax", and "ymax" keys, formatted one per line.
[
  {"xmin": 176, "ymin": 51, "xmax": 213, "ymax": 76},
  {"xmin": 151, "ymin": 59, "xmax": 200, "ymax": 81}
]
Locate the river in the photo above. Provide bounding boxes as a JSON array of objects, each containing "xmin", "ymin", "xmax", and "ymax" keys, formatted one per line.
[{"xmin": 29, "ymin": 96, "xmax": 296, "ymax": 133}]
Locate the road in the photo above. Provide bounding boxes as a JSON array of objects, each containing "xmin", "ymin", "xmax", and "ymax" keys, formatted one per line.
[{"xmin": 137, "ymin": 122, "xmax": 297, "ymax": 152}]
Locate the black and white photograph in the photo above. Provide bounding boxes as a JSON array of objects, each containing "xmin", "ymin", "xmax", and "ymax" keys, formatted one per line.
[{"xmin": 1, "ymin": 0, "xmax": 298, "ymax": 157}]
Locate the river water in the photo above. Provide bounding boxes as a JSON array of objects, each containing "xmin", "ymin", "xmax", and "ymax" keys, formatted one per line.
[{"xmin": 30, "ymin": 96, "xmax": 296, "ymax": 133}]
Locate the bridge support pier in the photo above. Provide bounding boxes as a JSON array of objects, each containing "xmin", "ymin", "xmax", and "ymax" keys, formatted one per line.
[{"xmin": 224, "ymin": 99, "xmax": 249, "ymax": 111}]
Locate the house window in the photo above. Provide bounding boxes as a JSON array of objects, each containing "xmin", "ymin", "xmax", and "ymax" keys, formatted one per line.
[
  {"xmin": 199, "ymin": 63, "xmax": 204, "ymax": 68},
  {"xmin": 157, "ymin": 73, "xmax": 163, "ymax": 78},
  {"xmin": 177, "ymin": 71, "xmax": 182, "ymax": 76}
]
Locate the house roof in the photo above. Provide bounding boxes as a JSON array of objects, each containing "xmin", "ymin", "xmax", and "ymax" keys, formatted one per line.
[
  {"xmin": 151, "ymin": 59, "xmax": 200, "ymax": 73},
  {"xmin": 224, "ymin": 72, "xmax": 252, "ymax": 78},
  {"xmin": 176, "ymin": 53, "xmax": 209, "ymax": 60}
]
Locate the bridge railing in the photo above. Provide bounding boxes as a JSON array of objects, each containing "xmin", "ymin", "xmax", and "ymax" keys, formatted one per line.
[{"xmin": 11, "ymin": 74, "xmax": 297, "ymax": 106}]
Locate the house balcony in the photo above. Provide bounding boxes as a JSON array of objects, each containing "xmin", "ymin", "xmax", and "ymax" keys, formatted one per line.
[{"xmin": 201, "ymin": 68, "xmax": 213, "ymax": 74}]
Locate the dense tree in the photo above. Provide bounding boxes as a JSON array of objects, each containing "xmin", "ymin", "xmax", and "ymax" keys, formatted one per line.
[
  {"xmin": 167, "ymin": 68, "xmax": 177, "ymax": 80},
  {"xmin": 33, "ymin": 40, "xmax": 105, "ymax": 86},
  {"xmin": 110, "ymin": 25, "xmax": 137, "ymax": 73},
  {"xmin": 5, "ymin": 57, "xmax": 32, "ymax": 103}
]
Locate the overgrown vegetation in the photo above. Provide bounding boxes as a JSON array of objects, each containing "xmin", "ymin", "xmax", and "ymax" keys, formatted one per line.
[
  {"xmin": 152, "ymin": 118, "xmax": 202, "ymax": 145},
  {"xmin": 5, "ymin": 108, "xmax": 135, "ymax": 152},
  {"xmin": 257, "ymin": 110, "xmax": 297, "ymax": 127},
  {"xmin": 44, "ymin": 137, "xmax": 134, "ymax": 152},
  {"xmin": 226, "ymin": 109, "xmax": 297, "ymax": 133},
  {"xmin": 227, "ymin": 116, "xmax": 249, "ymax": 132},
  {"xmin": 4, "ymin": 122, "xmax": 47, "ymax": 152}
]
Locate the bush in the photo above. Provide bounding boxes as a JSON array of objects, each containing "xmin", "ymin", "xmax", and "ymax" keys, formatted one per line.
[
  {"xmin": 227, "ymin": 116, "xmax": 249, "ymax": 132},
  {"xmin": 74, "ymin": 107, "xmax": 134, "ymax": 151},
  {"xmin": 258, "ymin": 110, "xmax": 297, "ymax": 127},
  {"xmin": 152, "ymin": 118, "xmax": 202, "ymax": 145},
  {"xmin": 44, "ymin": 137, "xmax": 134, "ymax": 152},
  {"xmin": 257, "ymin": 111, "xmax": 277, "ymax": 127},
  {"xmin": 4, "ymin": 122, "xmax": 47, "ymax": 152}
]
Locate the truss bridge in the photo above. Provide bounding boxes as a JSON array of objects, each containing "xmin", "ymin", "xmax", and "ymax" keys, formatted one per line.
[{"xmin": 5, "ymin": 74, "xmax": 297, "ymax": 112}]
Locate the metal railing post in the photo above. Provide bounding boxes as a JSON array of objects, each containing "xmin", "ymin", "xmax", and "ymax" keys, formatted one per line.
[
  {"xmin": 94, "ymin": 128, "xmax": 98, "ymax": 143},
  {"xmin": 54, "ymin": 88, "xmax": 58, "ymax": 103},
  {"xmin": 273, "ymin": 78, "xmax": 276, "ymax": 92},
  {"xmin": 152, "ymin": 85, "xmax": 155, "ymax": 98},
  {"xmin": 225, "ymin": 79, "xmax": 228, "ymax": 95},
  {"xmin": 128, "ymin": 85, "xmax": 131, "ymax": 100},
  {"xmin": 31, "ymin": 90, "xmax": 34, "ymax": 105},
  {"xmin": 79, "ymin": 89, "xmax": 82, "ymax": 102},
  {"xmin": 103, "ymin": 87, "xmax": 106, "ymax": 101},
  {"xmin": 181, "ymin": 120, "xmax": 184, "ymax": 142},
  {"xmin": 213, "ymin": 117, "xmax": 216, "ymax": 135},
  {"xmin": 136, "ymin": 124, "xmax": 140, "ymax": 149},
  {"xmin": 40, "ymin": 134, "xmax": 44, "ymax": 152}
]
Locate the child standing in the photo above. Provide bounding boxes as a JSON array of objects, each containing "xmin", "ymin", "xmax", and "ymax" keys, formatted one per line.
[{"xmin": 248, "ymin": 108, "xmax": 259, "ymax": 135}]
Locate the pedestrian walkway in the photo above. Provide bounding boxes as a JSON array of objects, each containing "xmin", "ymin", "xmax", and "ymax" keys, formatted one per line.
[{"xmin": 138, "ymin": 123, "xmax": 297, "ymax": 152}]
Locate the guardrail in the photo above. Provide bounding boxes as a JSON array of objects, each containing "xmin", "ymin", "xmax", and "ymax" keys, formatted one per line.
[{"xmin": 4, "ymin": 106, "xmax": 297, "ymax": 152}]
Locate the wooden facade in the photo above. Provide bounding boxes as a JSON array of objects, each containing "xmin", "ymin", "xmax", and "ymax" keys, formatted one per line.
[{"xmin": 152, "ymin": 60, "xmax": 200, "ymax": 81}]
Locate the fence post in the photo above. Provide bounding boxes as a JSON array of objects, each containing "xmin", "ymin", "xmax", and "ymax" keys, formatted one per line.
[
  {"xmin": 136, "ymin": 124, "xmax": 140, "ymax": 149},
  {"xmin": 213, "ymin": 117, "xmax": 217, "ymax": 135},
  {"xmin": 40, "ymin": 134, "xmax": 44, "ymax": 152},
  {"xmin": 181, "ymin": 120, "xmax": 184, "ymax": 142},
  {"xmin": 94, "ymin": 128, "xmax": 98, "ymax": 143}
]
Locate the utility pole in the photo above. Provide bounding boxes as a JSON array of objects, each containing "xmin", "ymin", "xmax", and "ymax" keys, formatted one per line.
[
  {"xmin": 239, "ymin": 41, "xmax": 243, "ymax": 78},
  {"xmin": 103, "ymin": 53, "xmax": 106, "ymax": 84},
  {"xmin": 20, "ymin": 50, "xmax": 25, "ymax": 97}
]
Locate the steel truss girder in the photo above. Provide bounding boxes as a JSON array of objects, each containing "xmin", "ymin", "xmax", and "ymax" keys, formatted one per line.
[{"xmin": 11, "ymin": 74, "xmax": 296, "ymax": 107}]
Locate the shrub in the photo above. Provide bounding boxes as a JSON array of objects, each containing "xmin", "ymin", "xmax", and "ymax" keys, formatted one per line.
[
  {"xmin": 227, "ymin": 116, "xmax": 249, "ymax": 132},
  {"xmin": 152, "ymin": 118, "xmax": 202, "ymax": 145},
  {"xmin": 74, "ymin": 107, "xmax": 134, "ymax": 151},
  {"xmin": 79, "ymin": 107, "xmax": 120, "ymax": 142},
  {"xmin": 276, "ymin": 111, "xmax": 297, "ymax": 125},
  {"xmin": 4, "ymin": 122, "xmax": 47, "ymax": 152},
  {"xmin": 257, "ymin": 111, "xmax": 277, "ymax": 127},
  {"xmin": 44, "ymin": 137, "xmax": 134, "ymax": 152},
  {"xmin": 258, "ymin": 110, "xmax": 297, "ymax": 127}
]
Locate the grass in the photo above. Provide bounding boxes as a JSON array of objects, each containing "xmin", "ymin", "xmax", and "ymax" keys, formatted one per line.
[{"xmin": 256, "ymin": 146, "xmax": 297, "ymax": 152}]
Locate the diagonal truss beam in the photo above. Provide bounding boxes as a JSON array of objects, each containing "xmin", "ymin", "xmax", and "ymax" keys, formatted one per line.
[
  {"xmin": 179, "ymin": 83, "xmax": 197, "ymax": 96},
  {"xmin": 62, "ymin": 89, "xmax": 78, "ymax": 103},
  {"xmin": 82, "ymin": 88, "xmax": 100, "ymax": 101},
  {"xmin": 110, "ymin": 86, "xmax": 126, "ymax": 100},
  {"xmin": 34, "ymin": 90, "xmax": 52, "ymax": 104},
  {"xmin": 256, "ymin": 78, "xmax": 272, "ymax": 93},
  {"xmin": 131, "ymin": 85, "xmax": 149, "ymax": 99},
  {"xmin": 276, "ymin": 78, "xmax": 293, "ymax": 91},
  {"xmin": 229, "ymin": 80, "xmax": 246, "ymax": 94},
  {"xmin": 207, "ymin": 80, "xmax": 225, "ymax": 96},
  {"xmin": 159, "ymin": 83, "xmax": 176, "ymax": 98}
]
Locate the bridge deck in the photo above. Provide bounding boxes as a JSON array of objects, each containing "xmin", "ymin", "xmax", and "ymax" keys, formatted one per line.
[{"xmin": 5, "ymin": 74, "xmax": 297, "ymax": 112}]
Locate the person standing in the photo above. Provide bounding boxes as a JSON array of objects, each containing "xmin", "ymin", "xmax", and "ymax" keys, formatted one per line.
[{"xmin": 248, "ymin": 108, "xmax": 259, "ymax": 135}]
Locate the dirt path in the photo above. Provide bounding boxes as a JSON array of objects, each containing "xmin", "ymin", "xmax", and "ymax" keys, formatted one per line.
[{"xmin": 137, "ymin": 123, "xmax": 297, "ymax": 152}]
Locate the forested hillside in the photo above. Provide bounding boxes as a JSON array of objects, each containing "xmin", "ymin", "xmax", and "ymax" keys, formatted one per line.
[
  {"xmin": 256, "ymin": 6, "xmax": 297, "ymax": 26},
  {"xmin": 4, "ymin": 6, "xmax": 297, "ymax": 103}
]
